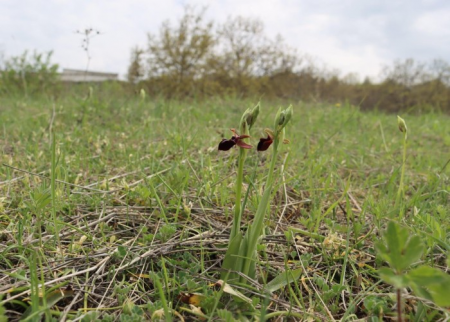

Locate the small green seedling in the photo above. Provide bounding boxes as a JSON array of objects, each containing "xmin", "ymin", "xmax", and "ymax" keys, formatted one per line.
[
  {"xmin": 376, "ymin": 221, "xmax": 450, "ymax": 321},
  {"xmin": 376, "ymin": 222, "xmax": 424, "ymax": 279}
]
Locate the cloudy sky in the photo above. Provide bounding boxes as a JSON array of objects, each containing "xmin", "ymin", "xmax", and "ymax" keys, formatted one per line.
[{"xmin": 1, "ymin": 0, "xmax": 449, "ymax": 81}]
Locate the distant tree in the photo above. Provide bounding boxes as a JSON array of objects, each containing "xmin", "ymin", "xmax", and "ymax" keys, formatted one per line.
[
  {"xmin": 362, "ymin": 76, "xmax": 372, "ymax": 85},
  {"xmin": 381, "ymin": 58, "xmax": 429, "ymax": 88},
  {"xmin": 146, "ymin": 6, "xmax": 214, "ymax": 95},
  {"xmin": 127, "ymin": 46, "xmax": 145, "ymax": 83},
  {"xmin": 342, "ymin": 73, "xmax": 360, "ymax": 85},
  {"xmin": 129, "ymin": 8, "xmax": 450, "ymax": 112},
  {"xmin": 420, "ymin": 59, "xmax": 450, "ymax": 109},
  {"xmin": 0, "ymin": 49, "xmax": 5, "ymax": 70},
  {"xmin": 211, "ymin": 16, "xmax": 301, "ymax": 95},
  {"xmin": 0, "ymin": 50, "xmax": 59, "ymax": 97},
  {"xmin": 429, "ymin": 59, "xmax": 450, "ymax": 86},
  {"xmin": 258, "ymin": 35, "xmax": 301, "ymax": 76},
  {"xmin": 215, "ymin": 16, "xmax": 264, "ymax": 78}
]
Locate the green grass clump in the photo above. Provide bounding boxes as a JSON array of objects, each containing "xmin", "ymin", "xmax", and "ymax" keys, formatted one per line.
[{"xmin": 0, "ymin": 93, "xmax": 449, "ymax": 321}]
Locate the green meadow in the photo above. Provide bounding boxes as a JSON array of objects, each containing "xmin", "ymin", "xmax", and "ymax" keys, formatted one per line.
[{"xmin": 1, "ymin": 94, "xmax": 449, "ymax": 321}]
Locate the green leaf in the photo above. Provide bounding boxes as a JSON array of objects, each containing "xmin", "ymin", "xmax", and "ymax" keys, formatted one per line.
[
  {"xmin": 266, "ymin": 268, "xmax": 303, "ymax": 293},
  {"xmin": 426, "ymin": 282, "xmax": 450, "ymax": 307},
  {"xmin": 0, "ymin": 298, "xmax": 7, "ymax": 322},
  {"xmin": 409, "ymin": 284, "xmax": 434, "ymax": 303},
  {"xmin": 364, "ymin": 295, "xmax": 389, "ymax": 315},
  {"xmin": 221, "ymin": 232, "xmax": 243, "ymax": 281},
  {"xmin": 45, "ymin": 287, "xmax": 75, "ymax": 308},
  {"xmin": 216, "ymin": 309, "xmax": 238, "ymax": 322},
  {"xmin": 376, "ymin": 222, "xmax": 424, "ymax": 272},
  {"xmin": 117, "ymin": 245, "xmax": 127, "ymax": 257},
  {"xmin": 215, "ymin": 280, "xmax": 253, "ymax": 305},
  {"xmin": 407, "ymin": 266, "xmax": 450, "ymax": 307},
  {"xmin": 377, "ymin": 267, "xmax": 409, "ymax": 289},
  {"xmin": 21, "ymin": 287, "xmax": 74, "ymax": 321},
  {"xmin": 7, "ymin": 271, "xmax": 28, "ymax": 281},
  {"xmin": 401, "ymin": 236, "xmax": 425, "ymax": 270},
  {"xmin": 407, "ymin": 266, "xmax": 448, "ymax": 285}
]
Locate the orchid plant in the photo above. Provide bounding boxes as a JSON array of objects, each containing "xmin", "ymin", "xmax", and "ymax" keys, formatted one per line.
[
  {"xmin": 219, "ymin": 104, "xmax": 259, "ymax": 243},
  {"xmin": 219, "ymin": 104, "xmax": 293, "ymax": 284}
]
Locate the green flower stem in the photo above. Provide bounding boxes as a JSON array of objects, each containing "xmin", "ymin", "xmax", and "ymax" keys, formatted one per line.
[
  {"xmin": 230, "ymin": 104, "xmax": 258, "ymax": 241},
  {"xmin": 397, "ymin": 288, "xmax": 403, "ymax": 322},
  {"xmin": 231, "ymin": 147, "xmax": 247, "ymax": 241},
  {"xmin": 288, "ymin": 227, "xmax": 325, "ymax": 242},
  {"xmin": 396, "ymin": 131, "xmax": 407, "ymax": 212},
  {"xmin": 50, "ymin": 127, "xmax": 60, "ymax": 248},
  {"xmin": 241, "ymin": 136, "xmax": 279, "ymax": 280}
]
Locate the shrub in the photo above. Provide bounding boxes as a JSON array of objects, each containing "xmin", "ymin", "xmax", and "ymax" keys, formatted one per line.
[{"xmin": 0, "ymin": 50, "xmax": 59, "ymax": 97}]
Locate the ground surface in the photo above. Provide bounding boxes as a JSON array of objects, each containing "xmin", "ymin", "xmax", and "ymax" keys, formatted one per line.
[{"xmin": 0, "ymin": 95, "xmax": 449, "ymax": 321}]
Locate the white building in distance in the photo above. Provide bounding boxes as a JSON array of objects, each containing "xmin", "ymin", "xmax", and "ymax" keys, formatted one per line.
[{"xmin": 60, "ymin": 69, "xmax": 118, "ymax": 82}]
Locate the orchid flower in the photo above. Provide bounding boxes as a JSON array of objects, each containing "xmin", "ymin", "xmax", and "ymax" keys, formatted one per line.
[
  {"xmin": 257, "ymin": 129, "xmax": 274, "ymax": 151},
  {"xmin": 218, "ymin": 129, "xmax": 252, "ymax": 151},
  {"xmin": 257, "ymin": 128, "xmax": 290, "ymax": 152}
]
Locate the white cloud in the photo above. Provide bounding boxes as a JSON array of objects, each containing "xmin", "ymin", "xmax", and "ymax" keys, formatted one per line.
[{"xmin": 414, "ymin": 9, "xmax": 450, "ymax": 35}]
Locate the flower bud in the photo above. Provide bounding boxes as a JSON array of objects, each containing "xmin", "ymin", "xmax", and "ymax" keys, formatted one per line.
[
  {"xmin": 140, "ymin": 88, "xmax": 146, "ymax": 100},
  {"xmin": 240, "ymin": 103, "xmax": 260, "ymax": 133},
  {"xmin": 283, "ymin": 105, "xmax": 293, "ymax": 126},
  {"xmin": 248, "ymin": 103, "xmax": 260, "ymax": 129},
  {"xmin": 274, "ymin": 108, "xmax": 283, "ymax": 129},
  {"xmin": 88, "ymin": 86, "xmax": 94, "ymax": 100},
  {"xmin": 397, "ymin": 115, "xmax": 407, "ymax": 133},
  {"xmin": 278, "ymin": 111, "xmax": 286, "ymax": 126},
  {"xmin": 275, "ymin": 105, "xmax": 293, "ymax": 132}
]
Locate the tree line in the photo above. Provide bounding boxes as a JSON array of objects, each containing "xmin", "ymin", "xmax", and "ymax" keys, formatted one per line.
[
  {"xmin": 1, "ymin": 7, "xmax": 449, "ymax": 113},
  {"xmin": 126, "ymin": 7, "xmax": 450, "ymax": 112}
]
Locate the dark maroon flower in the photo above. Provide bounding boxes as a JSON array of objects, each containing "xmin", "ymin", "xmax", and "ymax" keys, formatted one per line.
[
  {"xmin": 218, "ymin": 128, "xmax": 252, "ymax": 151},
  {"xmin": 257, "ymin": 129, "xmax": 274, "ymax": 151},
  {"xmin": 218, "ymin": 139, "xmax": 236, "ymax": 151}
]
